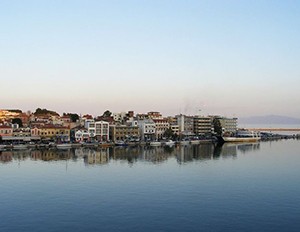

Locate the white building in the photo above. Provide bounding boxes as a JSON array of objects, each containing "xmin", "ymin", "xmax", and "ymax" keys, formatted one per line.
[
  {"xmin": 137, "ymin": 119, "xmax": 156, "ymax": 141},
  {"xmin": 113, "ymin": 112, "xmax": 127, "ymax": 123},
  {"xmin": 75, "ymin": 129, "xmax": 90, "ymax": 142},
  {"xmin": 87, "ymin": 121, "xmax": 109, "ymax": 141},
  {"xmin": 176, "ymin": 114, "xmax": 194, "ymax": 136}
]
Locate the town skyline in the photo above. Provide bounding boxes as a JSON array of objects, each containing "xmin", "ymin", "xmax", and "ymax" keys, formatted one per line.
[{"xmin": 1, "ymin": 1, "xmax": 300, "ymax": 118}]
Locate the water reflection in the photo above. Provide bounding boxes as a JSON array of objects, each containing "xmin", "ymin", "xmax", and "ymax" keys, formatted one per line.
[{"xmin": 0, "ymin": 143, "xmax": 261, "ymax": 165}]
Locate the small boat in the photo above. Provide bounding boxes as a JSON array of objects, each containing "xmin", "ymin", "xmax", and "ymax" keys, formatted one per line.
[
  {"xmin": 164, "ymin": 140, "xmax": 175, "ymax": 146},
  {"xmin": 56, "ymin": 143, "xmax": 72, "ymax": 149},
  {"xmin": 150, "ymin": 141, "xmax": 161, "ymax": 146},
  {"xmin": 115, "ymin": 140, "xmax": 127, "ymax": 146},
  {"xmin": 13, "ymin": 144, "xmax": 28, "ymax": 150}
]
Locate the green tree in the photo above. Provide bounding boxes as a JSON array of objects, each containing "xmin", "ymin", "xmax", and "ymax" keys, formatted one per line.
[
  {"xmin": 102, "ymin": 110, "xmax": 112, "ymax": 117},
  {"xmin": 63, "ymin": 113, "xmax": 79, "ymax": 122},
  {"xmin": 12, "ymin": 118, "xmax": 23, "ymax": 127},
  {"xmin": 213, "ymin": 118, "xmax": 222, "ymax": 136},
  {"xmin": 163, "ymin": 128, "xmax": 175, "ymax": 139},
  {"xmin": 34, "ymin": 108, "xmax": 59, "ymax": 116}
]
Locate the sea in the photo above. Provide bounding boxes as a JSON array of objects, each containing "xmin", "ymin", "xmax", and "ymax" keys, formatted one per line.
[{"xmin": 1, "ymin": 140, "xmax": 300, "ymax": 232}]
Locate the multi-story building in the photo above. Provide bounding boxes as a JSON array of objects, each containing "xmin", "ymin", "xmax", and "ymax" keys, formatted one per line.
[
  {"xmin": 193, "ymin": 116, "xmax": 213, "ymax": 136},
  {"xmin": 88, "ymin": 121, "xmax": 109, "ymax": 141},
  {"xmin": 170, "ymin": 124, "xmax": 180, "ymax": 135},
  {"xmin": 13, "ymin": 127, "xmax": 31, "ymax": 137},
  {"xmin": 31, "ymin": 125, "xmax": 70, "ymax": 141},
  {"xmin": 74, "ymin": 129, "xmax": 90, "ymax": 142},
  {"xmin": 137, "ymin": 119, "xmax": 156, "ymax": 141},
  {"xmin": 109, "ymin": 124, "xmax": 140, "ymax": 142},
  {"xmin": 212, "ymin": 116, "xmax": 238, "ymax": 134},
  {"xmin": 0, "ymin": 125, "xmax": 13, "ymax": 138},
  {"xmin": 153, "ymin": 118, "xmax": 170, "ymax": 140},
  {"xmin": 113, "ymin": 112, "xmax": 127, "ymax": 123},
  {"xmin": 176, "ymin": 114, "xmax": 194, "ymax": 136},
  {"xmin": 147, "ymin": 112, "xmax": 162, "ymax": 119}
]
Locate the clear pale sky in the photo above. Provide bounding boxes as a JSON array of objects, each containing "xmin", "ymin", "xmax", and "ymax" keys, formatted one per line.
[{"xmin": 1, "ymin": 0, "xmax": 299, "ymax": 117}]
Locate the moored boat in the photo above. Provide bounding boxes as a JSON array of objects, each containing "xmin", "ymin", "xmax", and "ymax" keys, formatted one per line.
[
  {"xmin": 164, "ymin": 140, "xmax": 175, "ymax": 146},
  {"xmin": 150, "ymin": 141, "xmax": 161, "ymax": 146},
  {"xmin": 56, "ymin": 143, "xmax": 72, "ymax": 149},
  {"xmin": 115, "ymin": 140, "xmax": 127, "ymax": 146},
  {"xmin": 218, "ymin": 130, "xmax": 261, "ymax": 143},
  {"xmin": 13, "ymin": 144, "xmax": 28, "ymax": 150}
]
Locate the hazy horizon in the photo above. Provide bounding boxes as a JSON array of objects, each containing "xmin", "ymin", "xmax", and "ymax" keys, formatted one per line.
[{"xmin": 1, "ymin": 1, "xmax": 300, "ymax": 118}]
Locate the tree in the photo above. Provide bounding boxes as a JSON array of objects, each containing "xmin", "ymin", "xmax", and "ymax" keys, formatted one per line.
[
  {"xmin": 163, "ymin": 128, "xmax": 175, "ymax": 139},
  {"xmin": 63, "ymin": 113, "xmax": 79, "ymax": 122},
  {"xmin": 213, "ymin": 118, "xmax": 222, "ymax": 136},
  {"xmin": 102, "ymin": 110, "xmax": 112, "ymax": 118},
  {"xmin": 12, "ymin": 118, "xmax": 23, "ymax": 127},
  {"xmin": 34, "ymin": 108, "xmax": 59, "ymax": 116}
]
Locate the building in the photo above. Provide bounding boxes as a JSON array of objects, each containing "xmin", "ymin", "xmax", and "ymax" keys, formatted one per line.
[
  {"xmin": 153, "ymin": 118, "xmax": 170, "ymax": 140},
  {"xmin": 137, "ymin": 119, "xmax": 156, "ymax": 141},
  {"xmin": 176, "ymin": 114, "xmax": 194, "ymax": 136},
  {"xmin": 88, "ymin": 121, "xmax": 109, "ymax": 141},
  {"xmin": 113, "ymin": 112, "xmax": 127, "ymax": 123},
  {"xmin": 170, "ymin": 124, "xmax": 180, "ymax": 135},
  {"xmin": 31, "ymin": 125, "xmax": 70, "ymax": 142},
  {"xmin": 193, "ymin": 116, "xmax": 213, "ymax": 136},
  {"xmin": 0, "ymin": 125, "xmax": 13, "ymax": 138},
  {"xmin": 109, "ymin": 124, "xmax": 140, "ymax": 142},
  {"xmin": 212, "ymin": 116, "xmax": 238, "ymax": 134},
  {"xmin": 13, "ymin": 127, "xmax": 31, "ymax": 137},
  {"xmin": 74, "ymin": 129, "xmax": 90, "ymax": 142}
]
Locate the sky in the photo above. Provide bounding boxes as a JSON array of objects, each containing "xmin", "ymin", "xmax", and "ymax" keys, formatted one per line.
[{"xmin": 1, "ymin": 0, "xmax": 300, "ymax": 118}]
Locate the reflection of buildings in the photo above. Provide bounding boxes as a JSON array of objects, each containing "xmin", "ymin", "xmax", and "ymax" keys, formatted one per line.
[
  {"xmin": 0, "ymin": 151, "xmax": 13, "ymax": 163},
  {"xmin": 141, "ymin": 146, "xmax": 174, "ymax": 163},
  {"xmin": 237, "ymin": 143, "xmax": 260, "ymax": 153},
  {"xmin": 214, "ymin": 143, "xmax": 260, "ymax": 158},
  {"xmin": 80, "ymin": 148, "xmax": 109, "ymax": 165},
  {"xmin": 219, "ymin": 144, "xmax": 238, "ymax": 158},
  {"xmin": 0, "ymin": 142, "xmax": 261, "ymax": 166},
  {"xmin": 176, "ymin": 144, "xmax": 215, "ymax": 163},
  {"xmin": 110, "ymin": 146, "xmax": 140, "ymax": 163},
  {"xmin": 30, "ymin": 149, "xmax": 73, "ymax": 161}
]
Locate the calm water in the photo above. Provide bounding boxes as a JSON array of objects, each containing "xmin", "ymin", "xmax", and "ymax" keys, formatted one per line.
[{"xmin": 1, "ymin": 140, "xmax": 300, "ymax": 232}]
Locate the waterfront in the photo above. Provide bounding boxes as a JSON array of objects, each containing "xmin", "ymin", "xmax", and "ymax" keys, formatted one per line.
[{"xmin": 1, "ymin": 140, "xmax": 300, "ymax": 232}]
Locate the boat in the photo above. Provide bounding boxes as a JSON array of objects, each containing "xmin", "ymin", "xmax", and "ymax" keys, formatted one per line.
[
  {"xmin": 56, "ymin": 143, "xmax": 72, "ymax": 149},
  {"xmin": 13, "ymin": 144, "xmax": 28, "ymax": 150},
  {"xmin": 164, "ymin": 140, "xmax": 175, "ymax": 146},
  {"xmin": 150, "ymin": 141, "xmax": 161, "ymax": 146},
  {"xmin": 218, "ymin": 130, "xmax": 261, "ymax": 143},
  {"xmin": 115, "ymin": 140, "xmax": 127, "ymax": 146}
]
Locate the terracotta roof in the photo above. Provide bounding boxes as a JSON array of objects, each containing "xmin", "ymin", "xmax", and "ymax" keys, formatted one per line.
[{"xmin": 0, "ymin": 125, "xmax": 12, "ymax": 129}]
